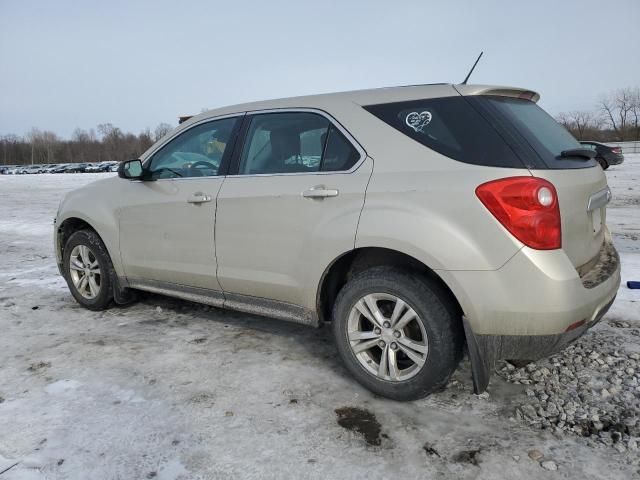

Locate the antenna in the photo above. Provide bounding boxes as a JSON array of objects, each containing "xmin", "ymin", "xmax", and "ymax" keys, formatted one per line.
[{"xmin": 461, "ymin": 51, "xmax": 483, "ymax": 85}]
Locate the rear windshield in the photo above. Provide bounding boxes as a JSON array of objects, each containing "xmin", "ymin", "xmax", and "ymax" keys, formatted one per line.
[
  {"xmin": 364, "ymin": 95, "xmax": 596, "ymax": 169},
  {"xmin": 470, "ymin": 96, "xmax": 596, "ymax": 169}
]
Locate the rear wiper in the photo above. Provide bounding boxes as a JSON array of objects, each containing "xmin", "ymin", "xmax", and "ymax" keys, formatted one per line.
[{"xmin": 559, "ymin": 148, "xmax": 596, "ymax": 160}]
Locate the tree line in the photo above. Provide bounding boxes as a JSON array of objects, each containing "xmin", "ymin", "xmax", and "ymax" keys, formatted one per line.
[
  {"xmin": 555, "ymin": 86, "xmax": 640, "ymax": 142},
  {"xmin": 1, "ymin": 123, "xmax": 174, "ymax": 166}
]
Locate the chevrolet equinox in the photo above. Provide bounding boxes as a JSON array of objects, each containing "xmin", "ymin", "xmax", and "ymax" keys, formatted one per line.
[{"xmin": 55, "ymin": 84, "xmax": 621, "ymax": 400}]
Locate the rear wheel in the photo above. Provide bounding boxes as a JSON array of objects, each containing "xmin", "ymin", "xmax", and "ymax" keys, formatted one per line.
[
  {"xmin": 332, "ymin": 266, "xmax": 463, "ymax": 401},
  {"xmin": 63, "ymin": 230, "xmax": 114, "ymax": 310}
]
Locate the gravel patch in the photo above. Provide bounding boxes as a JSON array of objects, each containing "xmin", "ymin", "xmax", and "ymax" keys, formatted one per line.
[{"xmin": 498, "ymin": 330, "xmax": 640, "ymax": 463}]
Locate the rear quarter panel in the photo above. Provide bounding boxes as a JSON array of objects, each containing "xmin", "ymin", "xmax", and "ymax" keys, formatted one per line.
[{"xmin": 351, "ymin": 109, "xmax": 530, "ymax": 272}]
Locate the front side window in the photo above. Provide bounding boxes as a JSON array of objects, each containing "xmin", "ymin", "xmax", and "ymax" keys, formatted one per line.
[
  {"xmin": 238, "ymin": 112, "xmax": 361, "ymax": 175},
  {"xmin": 148, "ymin": 117, "xmax": 238, "ymax": 179}
]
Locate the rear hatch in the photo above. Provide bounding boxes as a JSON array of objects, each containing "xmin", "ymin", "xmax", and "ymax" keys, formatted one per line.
[
  {"xmin": 364, "ymin": 86, "xmax": 607, "ymax": 269},
  {"xmin": 464, "ymin": 92, "xmax": 607, "ymax": 268}
]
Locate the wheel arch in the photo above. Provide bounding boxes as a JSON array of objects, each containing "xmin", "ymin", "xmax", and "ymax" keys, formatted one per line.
[
  {"xmin": 316, "ymin": 246, "xmax": 464, "ymax": 325},
  {"xmin": 55, "ymin": 214, "xmax": 122, "ymax": 276}
]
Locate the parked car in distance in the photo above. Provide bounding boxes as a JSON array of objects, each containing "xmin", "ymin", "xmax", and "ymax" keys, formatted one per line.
[
  {"xmin": 64, "ymin": 163, "xmax": 90, "ymax": 173},
  {"xmin": 42, "ymin": 164, "xmax": 60, "ymax": 173},
  {"xmin": 0, "ymin": 165, "xmax": 19, "ymax": 174},
  {"xmin": 50, "ymin": 164, "xmax": 70, "ymax": 173},
  {"xmin": 22, "ymin": 165, "xmax": 43, "ymax": 174},
  {"xmin": 37, "ymin": 164, "xmax": 56, "ymax": 173},
  {"xmin": 85, "ymin": 161, "xmax": 119, "ymax": 173},
  {"xmin": 579, "ymin": 141, "xmax": 624, "ymax": 170},
  {"xmin": 54, "ymin": 84, "xmax": 620, "ymax": 400}
]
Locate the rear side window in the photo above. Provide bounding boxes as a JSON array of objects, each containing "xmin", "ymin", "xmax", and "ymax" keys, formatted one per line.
[
  {"xmin": 321, "ymin": 125, "xmax": 360, "ymax": 171},
  {"xmin": 239, "ymin": 112, "xmax": 328, "ymax": 174},
  {"xmin": 238, "ymin": 112, "xmax": 361, "ymax": 175},
  {"xmin": 364, "ymin": 97, "xmax": 524, "ymax": 168}
]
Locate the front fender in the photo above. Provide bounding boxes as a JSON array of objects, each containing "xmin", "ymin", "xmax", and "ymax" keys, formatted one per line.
[{"xmin": 55, "ymin": 177, "xmax": 123, "ymax": 276}]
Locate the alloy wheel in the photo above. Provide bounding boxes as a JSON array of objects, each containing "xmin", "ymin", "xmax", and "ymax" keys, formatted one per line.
[
  {"xmin": 68, "ymin": 245, "xmax": 102, "ymax": 299},
  {"xmin": 347, "ymin": 293, "xmax": 428, "ymax": 381}
]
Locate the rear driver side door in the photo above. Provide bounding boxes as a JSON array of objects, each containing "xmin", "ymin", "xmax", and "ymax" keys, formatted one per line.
[{"xmin": 215, "ymin": 110, "xmax": 372, "ymax": 311}]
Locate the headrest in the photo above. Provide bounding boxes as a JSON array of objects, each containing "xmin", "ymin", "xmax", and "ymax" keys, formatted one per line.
[{"xmin": 270, "ymin": 128, "xmax": 300, "ymax": 161}]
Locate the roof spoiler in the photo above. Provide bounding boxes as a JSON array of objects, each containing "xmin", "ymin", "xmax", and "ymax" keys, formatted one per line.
[{"xmin": 453, "ymin": 85, "xmax": 540, "ymax": 103}]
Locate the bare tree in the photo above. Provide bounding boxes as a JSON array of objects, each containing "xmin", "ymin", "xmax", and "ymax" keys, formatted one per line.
[
  {"xmin": 555, "ymin": 111, "xmax": 602, "ymax": 140},
  {"xmin": 154, "ymin": 123, "xmax": 173, "ymax": 142},
  {"xmin": 598, "ymin": 87, "xmax": 635, "ymax": 140},
  {"xmin": 26, "ymin": 128, "xmax": 42, "ymax": 165},
  {"xmin": 41, "ymin": 131, "xmax": 58, "ymax": 163},
  {"xmin": 629, "ymin": 87, "xmax": 640, "ymax": 141},
  {"xmin": 571, "ymin": 111, "xmax": 599, "ymax": 140},
  {"xmin": 556, "ymin": 112, "xmax": 574, "ymax": 131}
]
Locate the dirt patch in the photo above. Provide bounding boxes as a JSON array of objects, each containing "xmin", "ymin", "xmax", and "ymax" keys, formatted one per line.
[
  {"xmin": 189, "ymin": 392, "xmax": 215, "ymax": 405},
  {"xmin": 28, "ymin": 361, "xmax": 51, "ymax": 372},
  {"xmin": 335, "ymin": 407, "xmax": 382, "ymax": 446},
  {"xmin": 423, "ymin": 442, "xmax": 440, "ymax": 457},
  {"xmin": 452, "ymin": 449, "xmax": 481, "ymax": 466}
]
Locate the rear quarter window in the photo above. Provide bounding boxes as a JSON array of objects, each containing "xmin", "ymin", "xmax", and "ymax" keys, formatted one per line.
[{"xmin": 364, "ymin": 96, "xmax": 525, "ymax": 168}]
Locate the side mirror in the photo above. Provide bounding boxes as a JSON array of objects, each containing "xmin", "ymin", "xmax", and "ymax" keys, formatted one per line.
[{"xmin": 118, "ymin": 159, "xmax": 144, "ymax": 180}]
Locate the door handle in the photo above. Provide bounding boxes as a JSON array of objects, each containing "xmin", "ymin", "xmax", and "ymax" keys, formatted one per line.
[
  {"xmin": 302, "ymin": 185, "xmax": 339, "ymax": 199},
  {"xmin": 187, "ymin": 192, "xmax": 212, "ymax": 204}
]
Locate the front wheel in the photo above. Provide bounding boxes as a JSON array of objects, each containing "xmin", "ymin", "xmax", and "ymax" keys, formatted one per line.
[
  {"xmin": 63, "ymin": 230, "xmax": 114, "ymax": 310},
  {"xmin": 332, "ymin": 266, "xmax": 463, "ymax": 401}
]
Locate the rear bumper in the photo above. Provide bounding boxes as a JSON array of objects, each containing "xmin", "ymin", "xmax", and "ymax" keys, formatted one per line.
[
  {"xmin": 607, "ymin": 154, "xmax": 624, "ymax": 166},
  {"xmin": 441, "ymin": 229, "xmax": 620, "ymax": 336},
  {"xmin": 463, "ymin": 295, "xmax": 614, "ymax": 393},
  {"xmin": 444, "ymin": 229, "xmax": 621, "ymax": 393}
]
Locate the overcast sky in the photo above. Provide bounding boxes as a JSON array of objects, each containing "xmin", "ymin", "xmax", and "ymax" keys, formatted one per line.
[{"xmin": 1, "ymin": 0, "xmax": 638, "ymax": 138}]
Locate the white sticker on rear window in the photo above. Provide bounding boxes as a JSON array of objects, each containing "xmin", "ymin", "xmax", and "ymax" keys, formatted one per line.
[{"xmin": 405, "ymin": 111, "xmax": 432, "ymax": 132}]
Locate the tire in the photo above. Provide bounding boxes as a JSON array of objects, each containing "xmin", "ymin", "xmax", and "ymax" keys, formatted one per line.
[
  {"xmin": 62, "ymin": 230, "xmax": 114, "ymax": 310},
  {"xmin": 332, "ymin": 266, "xmax": 464, "ymax": 401},
  {"xmin": 597, "ymin": 157, "xmax": 609, "ymax": 170}
]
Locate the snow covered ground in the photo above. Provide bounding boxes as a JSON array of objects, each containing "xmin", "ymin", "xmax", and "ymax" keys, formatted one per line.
[{"xmin": 0, "ymin": 158, "xmax": 638, "ymax": 480}]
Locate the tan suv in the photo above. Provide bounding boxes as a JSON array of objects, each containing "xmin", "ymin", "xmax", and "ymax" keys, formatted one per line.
[{"xmin": 54, "ymin": 84, "xmax": 620, "ymax": 400}]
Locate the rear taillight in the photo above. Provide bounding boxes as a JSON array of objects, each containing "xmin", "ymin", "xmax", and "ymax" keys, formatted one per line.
[
  {"xmin": 611, "ymin": 147, "xmax": 622, "ymax": 154},
  {"xmin": 475, "ymin": 177, "xmax": 561, "ymax": 250}
]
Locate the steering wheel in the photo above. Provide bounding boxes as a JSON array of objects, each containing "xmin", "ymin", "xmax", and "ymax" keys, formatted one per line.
[{"xmin": 190, "ymin": 160, "xmax": 217, "ymax": 169}]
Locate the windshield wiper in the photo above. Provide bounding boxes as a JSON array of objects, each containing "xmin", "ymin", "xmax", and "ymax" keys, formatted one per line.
[{"xmin": 559, "ymin": 148, "xmax": 596, "ymax": 160}]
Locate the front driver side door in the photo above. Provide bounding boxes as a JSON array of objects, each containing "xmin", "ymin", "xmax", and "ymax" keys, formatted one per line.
[{"xmin": 118, "ymin": 115, "xmax": 242, "ymax": 294}]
